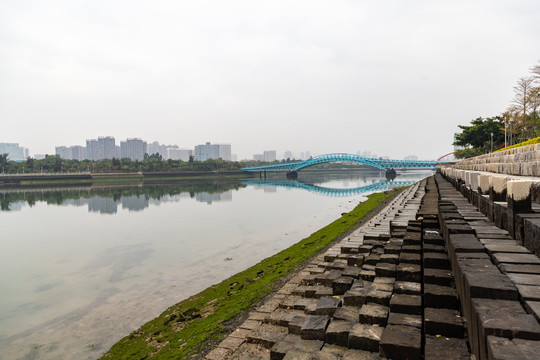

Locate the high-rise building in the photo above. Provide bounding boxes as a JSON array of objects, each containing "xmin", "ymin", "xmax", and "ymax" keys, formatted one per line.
[
  {"xmin": 263, "ymin": 151, "xmax": 276, "ymax": 162},
  {"xmin": 167, "ymin": 148, "xmax": 192, "ymax": 161},
  {"xmin": 120, "ymin": 138, "xmax": 147, "ymax": 161},
  {"xmin": 194, "ymin": 142, "xmax": 231, "ymax": 161},
  {"xmin": 85, "ymin": 136, "xmax": 116, "ymax": 160},
  {"xmin": 0, "ymin": 143, "xmax": 28, "ymax": 161}
]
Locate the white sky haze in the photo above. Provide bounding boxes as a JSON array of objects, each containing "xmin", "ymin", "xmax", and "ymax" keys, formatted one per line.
[{"xmin": 1, "ymin": 0, "xmax": 539, "ymax": 159}]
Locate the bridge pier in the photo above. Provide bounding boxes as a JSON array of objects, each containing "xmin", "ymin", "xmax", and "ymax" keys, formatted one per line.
[{"xmin": 286, "ymin": 171, "xmax": 298, "ymax": 180}]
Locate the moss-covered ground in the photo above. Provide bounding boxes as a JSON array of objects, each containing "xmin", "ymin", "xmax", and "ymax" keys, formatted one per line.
[{"xmin": 100, "ymin": 188, "xmax": 402, "ymax": 359}]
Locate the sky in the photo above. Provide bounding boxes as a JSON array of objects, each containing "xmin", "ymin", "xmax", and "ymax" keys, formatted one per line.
[{"xmin": 1, "ymin": 0, "xmax": 539, "ymax": 160}]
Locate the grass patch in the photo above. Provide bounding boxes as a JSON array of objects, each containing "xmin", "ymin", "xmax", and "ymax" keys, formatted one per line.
[
  {"xmin": 100, "ymin": 188, "xmax": 403, "ymax": 359},
  {"xmin": 494, "ymin": 136, "xmax": 540, "ymax": 152}
]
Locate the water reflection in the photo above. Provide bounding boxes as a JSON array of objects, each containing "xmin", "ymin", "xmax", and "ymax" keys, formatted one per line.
[
  {"xmin": 243, "ymin": 179, "xmax": 417, "ymax": 197},
  {"xmin": 0, "ymin": 181, "xmax": 245, "ymax": 213}
]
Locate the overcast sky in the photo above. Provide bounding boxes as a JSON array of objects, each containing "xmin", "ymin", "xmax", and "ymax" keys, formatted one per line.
[{"xmin": 1, "ymin": 0, "xmax": 539, "ymax": 160}]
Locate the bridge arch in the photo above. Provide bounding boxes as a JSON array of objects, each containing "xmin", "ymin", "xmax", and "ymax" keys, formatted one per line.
[{"xmin": 242, "ymin": 153, "xmax": 440, "ymax": 172}]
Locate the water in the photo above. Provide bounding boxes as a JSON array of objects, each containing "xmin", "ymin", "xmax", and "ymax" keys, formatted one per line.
[{"xmin": 0, "ymin": 170, "xmax": 432, "ymax": 359}]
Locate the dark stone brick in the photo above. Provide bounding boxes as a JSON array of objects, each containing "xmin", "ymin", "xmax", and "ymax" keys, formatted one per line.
[
  {"xmin": 387, "ymin": 313, "xmax": 421, "ymax": 328},
  {"xmin": 333, "ymin": 306, "xmax": 360, "ymax": 323},
  {"xmin": 348, "ymin": 323, "xmax": 384, "ymax": 352},
  {"xmin": 358, "ymin": 303, "xmax": 389, "ymax": 326},
  {"xmin": 424, "ymin": 284, "xmax": 458, "ymax": 309},
  {"xmin": 393, "ymin": 281, "xmax": 421, "ymax": 295},
  {"xmin": 463, "ymin": 271, "xmax": 518, "ymax": 301},
  {"xmin": 423, "ymin": 252, "xmax": 450, "ymax": 269},
  {"xmin": 401, "ymin": 245, "xmax": 421, "ymax": 254},
  {"xmin": 389, "ymin": 294, "xmax": 422, "ymax": 315},
  {"xmin": 332, "ymin": 276, "xmax": 354, "ymax": 295},
  {"xmin": 516, "ymin": 284, "xmax": 540, "ymax": 301},
  {"xmin": 288, "ymin": 315, "xmax": 306, "ymax": 335},
  {"xmin": 378, "ymin": 325, "xmax": 421, "ymax": 360},
  {"xmin": 247, "ymin": 324, "xmax": 287, "ymax": 348},
  {"xmin": 315, "ymin": 296, "xmax": 342, "ymax": 316},
  {"xmin": 398, "ymin": 252, "xmax": 421, "ymax": 264},
  {"xmin": 325, "ymin": 320, "xmax": 353, "ymax": 347},
  {"xmin": 424, "ymin": 268, "xmax": 453, "ymax": 286},
  {"xmin": 396, "ymin": 263, "xmax": 421, "ymax": 282},
  {"xmin": 487, "ymin": 336, "xmax": 540, "ymax": 360},
  {"xmin": 424, "ymin": 335, "xmax": 469, "ymax": 360},
  {"xmin": 424, "ymin": 307, "xmax": 464, "ymax": 338},
  {"xmin": 366, "ymin": 289, "xmax": 392, "ymax": 306},
  {"xmin": 492, "ymin": 253, "xmax": 540, "ymax": 265},
  {"xmin": 498, "ymin": 263, "xmax": 540, "ymax": 274},
  {"xmin": 375, "ymin": 262, "xmax": 397, "ymax": 278},
  {"xmin": 270, "ymin": 334, "xmax": 323, "ymax": 360},
  {"xmin": 300, "ymin": 315, "xmax": 330, "ymax": 340}
]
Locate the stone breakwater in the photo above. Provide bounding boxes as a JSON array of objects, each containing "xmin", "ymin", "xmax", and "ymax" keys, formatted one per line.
[{"xmin": 205, "ymin": 173, "xmax": 540, "ymax": 360}]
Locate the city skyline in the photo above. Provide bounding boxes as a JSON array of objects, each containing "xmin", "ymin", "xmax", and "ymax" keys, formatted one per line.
[{"xmin": 2, "ymin": 2, "xmax": 539, "ymax": 160}]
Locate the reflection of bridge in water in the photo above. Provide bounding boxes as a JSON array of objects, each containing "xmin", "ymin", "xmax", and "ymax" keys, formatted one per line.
[{"xmin": 243, "ymin": 179, "xmax": 418, "ymax": 197}]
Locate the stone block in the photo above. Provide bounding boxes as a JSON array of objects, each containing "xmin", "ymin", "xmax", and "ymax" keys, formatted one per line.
[
  {"xmin": 300, "ymin": 315, "xmax": 330, "ymax": 340},
  {"xmin": 507, "ymin": 180, "xmax": 533, "ymax": 213},
  {"xmin": 315, "ymin": 296, "xmax": 342, "ymax": 316},
  {"xmin": 389, "ymin": 294, "xmax": 422, "ymax": 315},
  {"xmin": 424, "ymin": 335, "xmax": 469, "ymax": 360},
  {"xmin": 398, "ymin": 252, "xmax": 421, "ymax": 264},
  {"xmin": 473, "ymin": 298, "xmax": 540, "ymax": 360},
  {"xmin": 288, "ymin": 315, "xmax": 305, "ymax": 335},
  {"xmin": 247, "ymin": 324, "xmax": 288, "ymax": 348},
  {"xmin": 332, "ymin": 277, "xmax": 354, "ymax": 295},
  {"xmin": 375, "ymin": 262, "xmax": 396, "ymax": 278},
  {"xmin": 366, "ymin": 289, "xmax": 392, "ymax": 307},
  {"xmin": 516, "ymin": 284, "xmax": 540, "ymax": 301},
  {"xmin": 424, "ymin": 284, "xmax": 458, "ymax": 309},
  {"xmin": 423, "ymin": 252, "xmax": 450, "ymax": 269},
  {"xmin": 492, "ymin": 253, "xmax": 540, "ymax": 265},
  {"xmin": 424, "ymin": 307, "xmax": 464, "ymax": 338},
  {"xmin": 424, "ymin": 268, "xmax": 453, "ymax": 286},
  {"xmin": 378, "ymin": 325, "xmax": 421, "ymax": 360},
  {"xmin": 342, "ymin": 266, "xmax": 362, "ymax": 279},
  {"xmin": 487, "ymin": 336, "xmax": 540, "ymax": 360},
  {"xmin": 463, "ymin": 271, "xmax": 518, "ymax": 301},
  {"xmin": 523, "ymin": 217, "xmax": 540, "ymax": 257},
  {"xmin": 393, "ymin": 281, "xmax": 421, "ymax": 295},
  {"xmin": 499, "ymin": 263, "xmax": 540, "ymax": 274},
  {"xmin": 400, "ymin": 245, "xmax": 421, "ymax": 254},
  {"xmin": 325, "ymin": 320, "xmax": 353, "ymax": 347},
  {"xmin": 358, "ymin": 303, "xmax": 389, "ymax": 326},
  {"xmin": 396, "ymin": 263, "xmax": 421, "ymax": 282},
  {"xmin": 270, "ymin": 334, "xmax": 323, "ymax": 360},
  {"xmin": 333, "ymin": 306, "xmax": 360, "ymax": 323},
  {"xmin": 348, "ymin": 323, "xmax": 384, "ymax": 352},
  {"xmin": 386, "ymin": 313, "xmax": 421, "ymax": 328}
]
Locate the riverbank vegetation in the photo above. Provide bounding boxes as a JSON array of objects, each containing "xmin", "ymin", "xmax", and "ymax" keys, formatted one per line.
[
  {"xmin": 0, "ymin": 153, "xmax": 376, "ymax": 175},
  {"xmin": 454, "ymin": 60, "xmax": 540, "ymax": 158},
  {"xmin": 99, "ymin": 188, "xmax": 402, "ymax": 359}
]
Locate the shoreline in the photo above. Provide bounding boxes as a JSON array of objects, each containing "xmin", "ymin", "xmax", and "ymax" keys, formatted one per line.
[{"xmin": 99, "ymin": 187, "xmax": 405, "ymax": 359}]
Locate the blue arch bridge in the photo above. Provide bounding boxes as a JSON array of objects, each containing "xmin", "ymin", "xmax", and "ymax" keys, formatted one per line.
[
  {"xmin": 242, "ymin": 153, "xmax": 442, "ymax": 176},
  {"xmin": 243, "ymin": 179, "xmax": 418, "ymax": 197}
]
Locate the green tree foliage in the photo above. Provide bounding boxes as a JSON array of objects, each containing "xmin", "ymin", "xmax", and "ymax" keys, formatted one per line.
[{"xmin": 453, "ymin": 117, "xmax": 505, "ymax": 158}]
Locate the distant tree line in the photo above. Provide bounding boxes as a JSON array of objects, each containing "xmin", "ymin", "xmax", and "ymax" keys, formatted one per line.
[{"xmin": 454, "ymin": 60, "xmax": 540, "ymax": 158}]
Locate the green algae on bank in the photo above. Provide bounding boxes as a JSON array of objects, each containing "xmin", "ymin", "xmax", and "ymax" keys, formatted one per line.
[{"xmin": 100, "ymin": 188, "xmax": 404, "ymax": 359}]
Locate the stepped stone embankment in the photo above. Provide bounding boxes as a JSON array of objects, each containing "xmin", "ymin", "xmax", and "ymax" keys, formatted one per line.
[
  {"xmin": 205, "ymin": 163, "xmax": 540, "ymax": 359},
  {"xmin": 451, "ymin": 144, "xmax": 540, "ymax": 176}
]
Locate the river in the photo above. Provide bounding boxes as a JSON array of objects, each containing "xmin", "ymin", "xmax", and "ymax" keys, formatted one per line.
[{"xmin": 0, "ymin": 170, "xmax": 432, "ymax": 360}]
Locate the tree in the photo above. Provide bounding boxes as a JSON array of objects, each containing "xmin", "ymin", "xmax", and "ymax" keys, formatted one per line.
[
  {"xmin": 454, "ymin": 117, "xmax": 504, "ymax": 154},
  {"xmin": 512, "ymin": 76, "xmax": 536, "ymax": 138}
]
